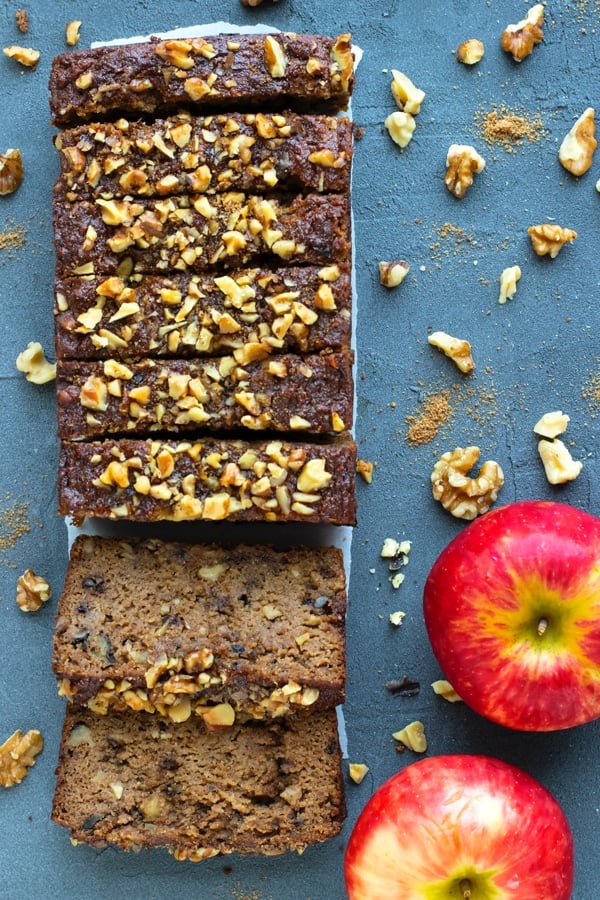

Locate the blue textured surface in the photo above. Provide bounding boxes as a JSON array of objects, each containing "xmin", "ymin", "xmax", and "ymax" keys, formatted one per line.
[{"xmin": 1, "ymin": 2, "xmax": 599, "ymax": 897}]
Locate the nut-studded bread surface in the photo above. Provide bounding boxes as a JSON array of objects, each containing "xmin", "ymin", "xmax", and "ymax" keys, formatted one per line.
[
  {"xmin": 51, "ymin": 706, "xmax": 345, "ymax": 858},
  {"xmin": 55, "ymin": 113, "xmax": 353, "ymax": 199},
  {"xmin": 54, "ymin": 264, "xmax": 351, "ymax": 361},
  {"xmin": 53, "ymin": 191, "xmax": 351, "ymax": 279},
  {"xmin": 49, "ymin": 33, "xmax": 354, "ymax": 126},
  {"xmin": 58, "ymin": 436, "xmax": 357, "ymax": 524},
  {"xmin": 53, "ymin": 536, "xmax": 347, "ymax": 721},
  {"xmin": 56, "ymin": 350, "xmax": 354, "ymax": 439}
]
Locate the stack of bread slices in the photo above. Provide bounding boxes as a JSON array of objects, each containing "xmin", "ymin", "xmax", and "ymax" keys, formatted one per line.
[{"xmin": 48, "ymin": 31, "xmax": 356, "ymax": 861}]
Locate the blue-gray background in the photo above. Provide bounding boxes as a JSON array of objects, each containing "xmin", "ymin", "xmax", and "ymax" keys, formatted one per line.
[{"xmin": 1, "ymin": 1, "xmax": 599, "ymax": 897}]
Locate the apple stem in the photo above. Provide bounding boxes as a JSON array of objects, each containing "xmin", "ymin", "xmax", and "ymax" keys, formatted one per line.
[
  {"xmin": 459, "ymin": 878, "xmax": 472, "ymax": 898},
  {"xmin": 537, "ymin": 617, "xmax": 548, "ymax": 636}
]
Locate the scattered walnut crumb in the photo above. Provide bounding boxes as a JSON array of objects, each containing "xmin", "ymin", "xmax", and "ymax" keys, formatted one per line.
[
  {"xmin": 393, "ymin": 721, "xmax": 427, "ymax": 753},
  {"xmin": 16, "ymin": 568, "xmax": 51, "ymax": 612},
  {"xmin": 0, "ymin": 220, "xmax": 27, "ymax": 255},
  {"xmin": 348, "ymin": 763, "xmax": 369, "ymax": 784},
  {"xmin": 0, "ymin": 729, "xmax": 43, "ymax": 788},
  {"xmin": 431, "ymin": 679, "xmax": 462, "ymax": 703},
  {"xmin": 475, "ymin": 104, "xmax": 544, "ymax": 151},
  {"xmin": 15, "ymin": 9, "xmax": 29, "ymax": 33},
  {"xmin": 356, "ymin": 458, "xmax": 373, "ymax": 483}
]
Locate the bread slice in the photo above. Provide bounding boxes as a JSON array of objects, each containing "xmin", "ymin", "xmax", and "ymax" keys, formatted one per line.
[
  {"xmin": 52, "ymin": 706, "xmax": 346, "ymax": 858},
  {"xmin": 53, "ymin": 536, "xmax": 346, "ymax": 722}
]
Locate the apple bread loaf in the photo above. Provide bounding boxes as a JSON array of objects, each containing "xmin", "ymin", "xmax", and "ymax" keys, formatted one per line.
[
  {"xmin": 49, "ymin": 33, "xmax": 354, "ymax": 127},
  {"xmin": 51, "ymin": 706, "xmax": 346, "ymax": 858},
  {"xmin": 55, "ymin": 112, "xmax": 353, "ymax": 200},
  {"xmin": 56, "ymin": 350, "xmax": 354, "ymax": 439},
  {"xmin": 58, "ymin": 436, "xmax": 357, "ymax": 524},
  {"xmin": 53, "ymin": 536, "xmax": 346, "ymax": 722},
  {"xmin": 53, "ymin": 191, "xmax": 351, "ymax": 279},
  {"xmin": 54, "ymin": 263, "xmax": 351, "ymax": 361}
]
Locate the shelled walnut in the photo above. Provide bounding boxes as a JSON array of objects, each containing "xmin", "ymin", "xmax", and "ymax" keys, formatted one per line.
[
  {"xmin": 457, "ymin": 39, "xmax": 485, "ymax": 65},
  {"xmin": 3, "ymin": 44, "xmax": 39, "ymax": 66},
  {"xmin": 0, "ymin": 149, "xmax": 23, "ymax": 196},
  {"xmin": 445, "ymin": 144, "xmax": 485, "ymax": 198},
  {"xmin": 0, "ymin": 729, "xmax": 43, "ymax": 788},
  {"xmin": 390, "ymin": 69, "xmax": 425, "ymax": 115},
  {"xmin": 385, "ymin": 111, "xmax": 416, "ymax": 148},
  {"xmin": 498, "ymin": 265, "xmax": 521, "ymax": 304},
  {"xmin": 15, "ymin": 342, "xmax": 56, "ymax": 384},
  {"xmin": 558, "ymin": 107, "xmax": 597, "ymax": 176},
  {"xmin": 428, "ymin": 331, "xmax": 475, "ymax": 374},
  {"xmin": 16, "ymin": 569, "xmax": 51, "ymax": 612},
  {"xmin": 538, "ymin": 439, "xmax": 583, "ymax": 484},
  {"xmin": 431, "ymin": 446, "xmax": 504, "ymax": 520},
  {"xmin": 500, "ymin": 3, "xmax": 544, "ymax": 62},
  {"xmin": 534, "ymin": 410, "xmax": 570, "ymax": 439},
  {"xmin": 528, "ymin": 224, "xmax": 577, "ymax": 258},
  {"xmin": 65, "ymin": 21, "xmax": 82, "ymax": 47},
  {"xmin": 393, "ymin": 721, "xmax": 427, "ymax": 753},
  {"xmin": 379, "ymin": 259, "xmax": 410, "ymax": 287}
]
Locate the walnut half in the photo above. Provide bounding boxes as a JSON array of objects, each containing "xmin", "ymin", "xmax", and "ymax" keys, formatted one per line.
[
  {"xmin": 528, "ymin": 224, "xmax": 577, "ymax": 258},
  {"xmin": 500, "ymin": 3, "xmax": 544, "ymax": 62},
  {"xmin": 431, "ymin": 446, "xmax": 504, "ymax": 520},
  {"xmin": 445, "ymin": 144, "xmax": 485, "ymax": 198},
  {"xmin": 0, "ymin": 729, "xmax": 43, "ymax": 788},
  {"xmin": 16, "ymin": 569, "xmax": 51, "ymax": 612},
  {"xmin": 0, "ymin": 149, "xmax": 24, "ymax": 196},
  {"xmin": 558, "ymin": 107, "xmax": 597, "ymax": 177}
]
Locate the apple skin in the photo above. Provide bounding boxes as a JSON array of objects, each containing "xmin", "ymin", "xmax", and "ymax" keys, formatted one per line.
[
  {"xmin": 344, "ymin": 754, "xmax": 573, "ymax": 900},
  {"xmin": 423, "ymin": 499, "xmax": 600, "ymax": 731}
]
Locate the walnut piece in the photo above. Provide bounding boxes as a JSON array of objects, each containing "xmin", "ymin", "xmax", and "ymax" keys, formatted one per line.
[
  {"xmin": 3, "ymin": 44, "xmax": 40, "ymax": 67},
  {"xmin": 534, "ymin": 410, "xmax": 570, "ymax": 439},
  {"xmin": 431, "ymin": 446, "xmax": 504, "ymax": 520},
  {"xmin": 356, "ymin": 458, "xmax": 374, "ymax": 483},
  {"xmin": 500, "ymin": 3, "xmax": 544, "ymax": 62},
  {"xmin": 389, "ymin": 610, "xmax": 406, "ymax": 626},
  {"xmin": 445, "ymin": 144, "xmax": 485, "ymax": 198},
  {"xmin": 0, "ymin": 149, "xmax": 24, "ymax": 196},
  {"xmin": 538, "ymin": 439, "xmax": 583, "ymax": 484},
  {"xmin": 393, "ymin": 721, "xmax": 427, "ymax": 753},
  {"xmin": 16, "ymin": 9, "xmax": 29, "ymax": 33},
  {"xmin": 390, "ymin": 69, "xmax": 425, "ymax": 115},
  {"xmin": 15, "ymin": 342, "xmax": 56, "ymax": 384},
  {"xmin": 0, "ymin": 729, "xmax": 43, "ymax": 788},
  {"xmin": 379, "ymin": 259, "xmax": 410, "ymax": 288},
  {"xmin": 385, "ymin": 111, "xmax": 416, "ymax": 148},
  {"xmin": 16, "ymin": 569, "xmax": 51, "ymax": 612},
  {"xmin": 457, "ymin": 38, "xmax": 485, "ymax": 65},
  {"xmin": 528, "ymin": 223, "xmax": 577, "ymax": 258},
  {"xmin": 428, "ymin": 331, "xmax": 475, "ymax": 374},
  {"xmin": 498, "ymin": 264, "xmax": 522, "ymax": 304},
  {"xmin": 65, "ymin": 21, "xmax": 82, "ymax": 47},
  {"xmin": 558, "ymin": 107, "xmax": 597, "ymax": 176},
  {"xmin": 348, "ymin": 763, "xmax": 369, "ymax": 785},
  {"xmin": 431, "ymin": 680, "xmax": 462, "ymax": 703}
]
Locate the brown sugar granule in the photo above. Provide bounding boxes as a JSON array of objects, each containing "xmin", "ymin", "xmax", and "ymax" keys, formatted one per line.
[
  {"xmin": 475, "ymin": 104, "xmax": 544, "ymax": 152},
  {"xmin": 15, "ymin": 9, "xmax": 29, "ymax": 33},
  {"xmin": 582, "ymin": 370, "xmax": 600, "ymax": 416},
  {"xmin": 0, "ymin": 220, "xmax": 27, "ymax": 256},
  {"xmin": 0, "ymin": 495, "xmax": 30, "ymax": 557},
  {"xmin": 406, "ymin": 391, "xmax": 453, "ymax": 445}
]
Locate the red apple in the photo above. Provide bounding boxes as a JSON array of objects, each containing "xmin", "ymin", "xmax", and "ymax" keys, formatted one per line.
[
  {"xmin": 423, "ymin": 499, "xmax": 600, "ymax": 731},
  {"xmin": 344, "ymin": 754, "xmax": 573, "ymax": 900}
]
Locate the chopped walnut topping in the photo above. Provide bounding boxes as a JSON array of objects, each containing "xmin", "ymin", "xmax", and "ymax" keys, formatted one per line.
[
  {"xmin": 501, "ymin": 3, "xmax": 544, "ymax": 62},
  {"xmin": 457, "ymin": 38, "xmax": 485, "ymax": 65},
  {"xmin": 379, "ymin": 260, "xmax": 410, "ymax": 288},
  {"xmin": 393, "ymin": 721, "xmax": 427, "ymax": 753},
  {"xmin": 428, "ymin": 331, "xmax": 475, "ymax": 374},
  {"xmin": 15, "ymin": 342, "xmax": 56, "ymax": 384},
  {"xmin": 445, "ymin": 144, "xmax": 485, "ymax": 198},
  {"xmin": 538, "ymin": 439, "xmax": 583, "ymax": 484},
  {"xmin": 528, "ymin": 223, "xmax": 577, "ymax": 258},
  {"xmin": 431, "ymin": 446, "xmax": 504, "ymax": 520},
  {"xmin": 349, "ymin": 763, "xmax": 369, "ymax": 784},
  {"xmin": 3, "ymin": 44, "xmax": 39, "ymax": 67},
  {"xmin": 356, "ymin": 458, "xmax": 373, "ymax": 483},
  {"xmin": 390, "ymin": 69, "xmax": 425, "ymax": 115},
  {"xmin": 16, "ymin": 568, "xmax": 51, "ymax": 612},
  {"xmin": 498, "ymin": 265, "xmax": 522, "ymax": 304},
  {"xmin": 431, "ymin": 679, "xmax": 462, "ymax": 703},
  {"xmin": 65, "ymin": 20, "xmax": 82, "ymax": 46},
  {"xmin": 558, "ymin": 107, "xmax": 597, "ymax": 177},
  {"xmin": 198, "ymin": 703, "xmax": 235, "ymax": 729},
  {"xmin": 534, "ymin": 410, "xmax": 570, "ymax": 439},
  {"xmin": 385, "ymin": 111, "xmax": 416, "ymax": 148},
  {"xmin": 0, "ymin": 729, "xmax": 43, "ymax": 788},
  {"xmin": 0, "ymin": 148, "xmax": 24, "ymax": 195},
  {"xmin": 264, "ymin": 35, "xmax": 287, "ymax": 78}
]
